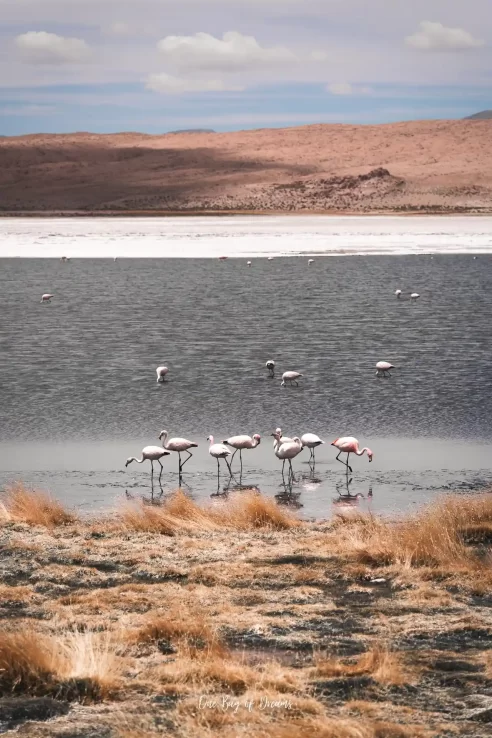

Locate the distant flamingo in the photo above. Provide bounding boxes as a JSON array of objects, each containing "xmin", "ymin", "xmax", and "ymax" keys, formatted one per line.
[
  {"xmin": 156, "ymin": 366, "xmax": 169, "ymax": 383},
  {"xmin": 125, "ymin": 445, "xmax": 171, "ymax": 482},
  {"xmin": 331, "ymin": 437, "xmax": 373, "ymax": 473},
  {"xmin": 158, "ymin": 430, "xmax": 198, "ymax": 474},
  {"xmin": 207, "ymin": 435, "xmax": 232, "ymax": 480},
  {"xmin": 376, "ymin": 361, "xmax": 394, "ymax": 377},
  {"xmin": 222, "ymin": 433, "xmax": 261, "ymax": 473},
  {"xmin": 267, "ymin": 257, "xmax": 274, "ymax": 261},
  {"xmin": 247, "ymin": 261, "xmax": 252, "ymax": 266},
  {"xmin": 266, "ymin": 360, "xmax": 275, "ymax": 378},
  {"xmin": 395, "ymin": 289, "xmax": 402, "ymax": 298},
  {"xmin": 301, "ymin": 433, "xmax": 324, "ymax": 462},
  {"xmin": 273, "ymin": 428, "xmax": 293, "ymax": 450},
  {"xmin": 308, "ymin": 259, "xmax": 314, "ymax": 265},
  {"xmin": 281, "ymin": 371, "xmax": 303, "ymax": 387},
  {"xmin": 218, "ymin": 256, "xmax": 228, "ymax": 261},
  {"xmin": 410, "ymin": 293, "xmax": 420, "ymax": 300},
  {"xmin": 272, "ymin": 432, "xmax": 303, "ymax": 479},
  {"xmin": 41, "ymin": 294, "xmax": 54, "ymax": 303}
]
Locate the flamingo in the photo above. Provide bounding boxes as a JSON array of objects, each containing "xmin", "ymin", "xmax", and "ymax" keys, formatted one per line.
[
  {"xmin": 158, "ymin": 430, "xmax": 198, "ymax": 474},
  {"xmin": 247, "ymin": 261, "xmax": 252, "ymax": 267},
  {"xmin": 273, "ymin": 428, "xmax": 293, "ymax": 450},
  {"xmin": 331, "ymin": 437, "xmax": 373, "ymax": 473},
  {"xmin": 218, "ymin": 256, "xmax": 228, "ymax": 261},
  {"xmin": 41, "ymin": 294, "xmax": 54, "ymax": 303},
  {"xmin": 308, "ymin": 259, "xmax": 314, "ymax": 265},
  {"xmin": 395, "ymin": 289, "xmax": 402, "ymax": 298},
  {"xmin": 300, "ymin": 433, "xmax": 324, "ymax": 462},
  {"xmin": 156, "ymin": 366, "xmax": 169, "ymax": 383},
  {"xmin": 125, "ymin": 446, "xmax": 171, "ymax": 482},
  {"xmin": 272, "ymin": 432, "xmax": 303, "ymax": 479},
  {"xmin": 410, "ymin": 293, "xmax": 420, "ymax": 300},
  {"xmin": 267, "ymin": 256, "xmax": 274, "ymax": 261},
  {"xmin": 281, "ymin": 371, "xmax": 303, "ymax": 387},
  {"xmin": 266, "ymin": 360, "xmax": 275, "ymax": 378},
  {"xmin": 376, "ymin": 361, "xmax": 394, "ymax": 377},
  {"xmin": 207, "ymin": 435, "xmax": 232, "ymax": 480},
  {"xmin": 222, "ymin": 434, "xmax": 261, "ymax": 473}
]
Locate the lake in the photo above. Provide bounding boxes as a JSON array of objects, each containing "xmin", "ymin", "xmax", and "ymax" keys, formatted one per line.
[{"xmin": 1, "ymin": 215, "xmax": 491, "ymax": 519}]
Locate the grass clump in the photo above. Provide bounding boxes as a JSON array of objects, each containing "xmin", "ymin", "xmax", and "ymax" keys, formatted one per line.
[
  {"xmin": 121, "ymin": 489, "xmax": 299, "ymax": 535},
  {"xmin": 0, "ymin": 629, "xmax": 125, "ymax": 700},
  {"xmin": 0, "ymin": 483, "xmax": 77, "ymax": 528},
  {"xmin": 314, "ymin": 644, "xmax": 407, "ymax": 686}
]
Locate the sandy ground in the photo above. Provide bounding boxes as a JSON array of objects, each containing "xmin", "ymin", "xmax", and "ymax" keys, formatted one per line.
[{"xmin": 0, "ymin": 120, "xmax": 491, "ymax": 213}]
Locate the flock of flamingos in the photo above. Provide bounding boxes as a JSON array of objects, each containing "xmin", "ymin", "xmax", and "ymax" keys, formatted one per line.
[
  {"xmin": 39, "ymin": 277, "xmax": 420, "ymax": 498},
  {"xmin": 124, "ymin": 359, "xmax": 375, "ymax": 489}
]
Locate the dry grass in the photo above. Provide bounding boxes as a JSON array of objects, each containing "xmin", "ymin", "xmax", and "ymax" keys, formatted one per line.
[
  {"xmin": 0, "ymin": 629, "xmax": 126, "ymax": 700},
  {"xmin": 0, "ymin": 483, "xmax": 77, "ymax": 527},
  {"xmin": 314, "ymin": 644, "xmax": 407, "ymax": 686},
  {"xmin": 331, "ymin": 494, "xmax": 492, "ymax": 573},
  {"xmin": 131, "ymin": 611, "xmax": 226, "ymax": 657},
  {"xmin": 121, "ymin": 489, "xmax": 299, "ymax": 534}
]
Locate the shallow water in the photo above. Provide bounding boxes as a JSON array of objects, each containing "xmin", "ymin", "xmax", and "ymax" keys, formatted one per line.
[{"xmin": 1, "ymin": 216, "xmax": 492, "ymax": 518}]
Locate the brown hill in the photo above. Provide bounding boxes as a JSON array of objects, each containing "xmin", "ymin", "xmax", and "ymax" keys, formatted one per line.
[{"xmin": 0, "ymin": 119, "xmax": 491, "ymax": 213}]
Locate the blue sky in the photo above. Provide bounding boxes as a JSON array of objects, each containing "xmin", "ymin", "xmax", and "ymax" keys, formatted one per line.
[{"xmin": 0, "ymin": 1, "xmax": 490, "ymax": 135}]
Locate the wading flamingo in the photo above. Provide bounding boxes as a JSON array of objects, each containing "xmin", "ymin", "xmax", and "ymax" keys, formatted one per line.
[
  {"xmin": 41, "ymin": 294, "xmax": 54, "ymax": 303},
  {"xmin": 266, "ymin": 360, "xmax": 275, "ymax": 378},
  {"xmin": 125, "ymin": 446, "xmax": 171, "ymax": 482},
  {"xmin": 158, "ymin": 430, "xmax": 198, "ymax": 474},
  {"xmin": 267, "ymin": 257, "xmax": 274, "ymax": 261},
  {"xmin": 273, "ymin": 428, "xmax": 293, "ymax": 450},
  {"xmin": 207, "ymin": 435, "xmax": 232, "ymax": 480},
  {"xmin": 222, "ymin": 434, "xmax": 261, "ymax": 473},
  {"xmin": 376, "ymin": 361, "xmax": 394, "ymax": 377},
  {"xmin": 300, "ymin": 433, "xmax": 324, "ymax": 462},
  {"xmin": 410, "ymin": 293, "xmax": 420, "ymax": 300},
  {"xmin": 395, "ymin": 290, "xmax": 402, "ymax": 298},
  {"xmin": 281, "ymin": 371, "xmax": 303, "ymax": 387},
  {"xmin": 272, "ymin": 432, "xmax": 303, "ymax": 479},
  {"xmin": 331, "ymin": 437, "xmax": 373, "ymax": 473},
  {"xmin": 156, "ymin": 366, "xmax": 169, "ymax": 383},
  {"xmin": 247, "ymin": 261, "xmax": 252, "ymax": 266},
  {"xmin": 308, "ymin": 259, "xmax": 314, "ymax": 265}
]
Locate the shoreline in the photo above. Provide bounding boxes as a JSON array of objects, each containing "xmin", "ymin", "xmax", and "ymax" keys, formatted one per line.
[{"xmin": 1, "ymin": 208, "xmax": 492, "ymax": 218}]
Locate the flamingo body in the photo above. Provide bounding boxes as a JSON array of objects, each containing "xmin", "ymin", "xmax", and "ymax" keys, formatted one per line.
[
  {"xmin": 266, "ymin": 359, "xmax": 275, "ymax": 377},
  {"xmin": 207, "ymin": 435, "xmax": 232, "ymax": 480},
  {"xmin": 272, "ymin": 433, "xmax": 303, "ymax": 479},
  {"xmin": 395, "ymin": 289, "xmax": 402, "ymax": 298},
  {"xmin": 376, "ymin": 361, "xmax": 394, "ymax": 377},
  {"xmin": 125, "ymin": 445, "xmax": 171, "ymax": 481},
  {"xmin": 159, "ymin": 430, "xmax": 198, "ymax": 474},
  {"xmin": 273, "ymin": 428, "xmax": 293, "ymax": 449},
  {"xmin": 156, "ymin": 366, "xmax": 169, "ymax": 382},
  {"xmin": 308, "ymin": 259, "xmax": 314, "ymax": 265},
  {"xmin": 410, "ymin": 293, "xmax": 420, "ymax": 300},
  {"xmin": 301, "ymin": 432, "xmax": 325, "ymax": 462},
  {"xmin": 331, "ymin": 436, "xmax": 373, "ymax": 473},
  {"xmin": 222, "ymin": 434, "xmax": 261, "ymax": 450},
  {"xmin": 41, "ymin": 294, "xmax": 54, "ymax": 303},
  {"xmin": 281, "ymin": 371, "xmax": 303, "ymax": 387}
]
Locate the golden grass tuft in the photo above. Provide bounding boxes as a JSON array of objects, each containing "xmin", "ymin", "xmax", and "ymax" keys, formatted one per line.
[
  {"xmin": 314, "ymin": 644, "xmax": 407, "ymax": 686},
  {"xmin": 131, "ymin": 611, "xmax": 225, "ymax": 657},
  {"xmin": 0, "ymin": 483, "xmax": 77, "ymax": 528},
  {"xmin": 0, "ymin": 629, "xmax": 125, "ymax": 700},
  {"xmin": 332, "ymin": 493, "xmax": 492, "ymax": 572},
  {"xmin": 121, "ymin": 489, "xmax": 299, "ymax": 534}
]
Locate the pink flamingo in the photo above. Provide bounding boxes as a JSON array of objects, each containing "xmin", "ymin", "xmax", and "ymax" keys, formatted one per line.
[
  {"xmin": 331, "ymin": 437, "xmax": 373, "ymax": 473},
  {"xmin": 222, "ymin": 434, "xmax": 261, "ymax": 473},
  {"xmin": 158, "ymin": 430, "xmax": 198, "ymax": 474}
]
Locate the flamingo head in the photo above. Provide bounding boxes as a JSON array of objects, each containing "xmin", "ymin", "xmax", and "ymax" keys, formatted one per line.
[
  {"xmin": 366, "ymin": 449, "xmax": 374, "ymax": 462},
  {"xmin": 125, "ymin": 458, "xmax": 133, "ymax": 467},
  {"xmin": 158, "ymin": 430, "xmax": 168, "ymax": 440},
  {"xmin": 271, "ymin": 431, "xmax": 281, "ymax": 440},
  {"xmin": 207, "ymin": 435, "xmax": 214, "ymax": 443},
  {"xmin": 253, "ymin": 434, "xmax": 261, "ymax": 441}
]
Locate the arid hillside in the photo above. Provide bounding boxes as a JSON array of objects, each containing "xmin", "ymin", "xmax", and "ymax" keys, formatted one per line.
[{"xmin": 0, "ymin": 119, "xmax": 491, "ymax": 213}]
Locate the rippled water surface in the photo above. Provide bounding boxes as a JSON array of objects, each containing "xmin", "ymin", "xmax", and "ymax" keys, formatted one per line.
[{"xmin": 1, "ymin": 216, "xmax": 492, "ymax": 518}]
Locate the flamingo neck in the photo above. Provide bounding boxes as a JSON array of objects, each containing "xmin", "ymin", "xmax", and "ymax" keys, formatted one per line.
[
  {"xmin": 160, "ymin": 431, "xmax": 168, "ymax": 448},
  {"xmin": 252, "ymin": 437, "xmax": 260, "ymax": 448},
  {"xmin": 355, "ymin": 445, "xmax": 369, "ymax": 457},
  {"xmin": 209, "ymin": 436, "xmax": 214, "ymax": 446}
]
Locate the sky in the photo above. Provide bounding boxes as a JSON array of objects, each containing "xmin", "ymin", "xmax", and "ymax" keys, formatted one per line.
[{"xmin": 0, "ymin": 0, "xmax": 490, "ymax": 135}]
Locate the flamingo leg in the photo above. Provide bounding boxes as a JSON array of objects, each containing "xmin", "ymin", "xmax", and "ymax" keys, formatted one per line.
[
  {"xmin": 346, "ymin": 453, "xmax": 353, "ymax": 473},
  {"xmin": 216, "ymin": 458, "xmax": 220, "ymax": 484},
  {"xmin": 180, "ymin": 451, "xmax": 193, "ymax": 469},
  {"xmin": 239, "ymin": 449, "xmax": 243, "ymax": 477},
  {"xmin": 230, "ymin": 448, "xmax": 238, "ymax": 465},
  {"xmin": 224, "ymin": 457, "xmax": 233, "ymax": 476},
  {"xmin": 158, "ymin": 459, "xmax": 164, "ymax": 482},
  {"xmin": 150, "ymin": 460, "xmax": 154, "ymax": 481}
]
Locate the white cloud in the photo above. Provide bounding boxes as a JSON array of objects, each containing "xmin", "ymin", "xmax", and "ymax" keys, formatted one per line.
[
  {"xmin": 15, "ymin": 31, "xmax": 91, "ymax": 64},
  {"xmin": 327, "ymin": 82, "xmax": 372, "ymax": 95},
  {"xmin": 405, "ymin": 21, "xmax": 484, "ymax": 51},
  {"xmin": 145, "ymin": 72, "xmax": 244, "ymax": 94},
  {"xmin": 157, "ymin": 31, "xmax": 296, "ymax": 71}
]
